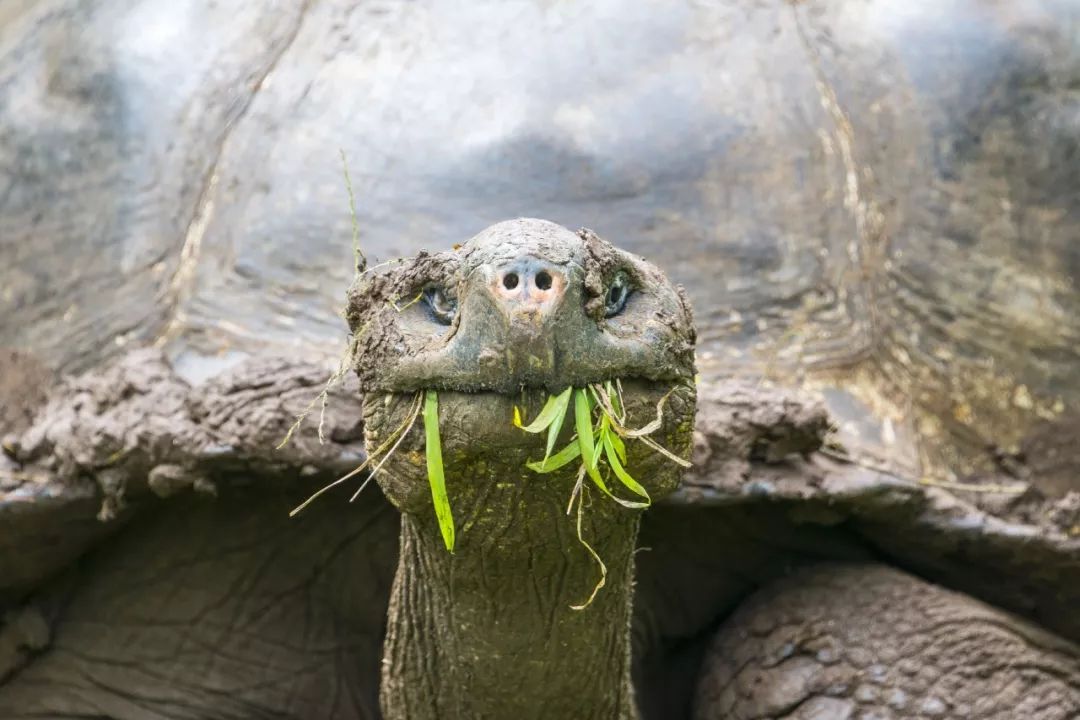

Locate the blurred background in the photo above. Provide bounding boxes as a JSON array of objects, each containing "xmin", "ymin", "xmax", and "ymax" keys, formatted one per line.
[{"xmin": 1, "ymin": 0, "xmax": 1078, "ymax": 490}]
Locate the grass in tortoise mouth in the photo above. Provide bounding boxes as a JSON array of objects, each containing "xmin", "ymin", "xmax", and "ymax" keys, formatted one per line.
[{"xmin": 285, "ymin": 379, "xmax": 689, "ymax": 609}]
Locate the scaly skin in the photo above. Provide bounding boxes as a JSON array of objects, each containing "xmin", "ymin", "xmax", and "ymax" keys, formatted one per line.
[{"xmin": 695, "ymin": 564, "xmax": 1080, "ymax": 720}]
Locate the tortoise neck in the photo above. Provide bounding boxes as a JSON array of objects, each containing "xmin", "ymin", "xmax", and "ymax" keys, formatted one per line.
[{"xmin": 379, "ymin": 492, "xmax": 641, "ymax": 720}]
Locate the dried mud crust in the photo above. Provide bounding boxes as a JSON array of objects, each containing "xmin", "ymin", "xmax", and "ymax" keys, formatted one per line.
[
  {"xmin": 679, "ymin": 378, "xmax": 1080, "ymax": 539},
  {"xmin": 3, "ymin": 348, "xmax": 364, "ymax": 489},
  {"xmin": 694, "ymin": 564, "xmax": 1080, "ymax": 720},
  {"xmin": 577, "ymin": 227, "xmax": 695, "ymax": 331},
  {"xmin": 683, "ymin": 379, "xmax": 833, "ymax": 489},
  {"xmin": 0, "ymin": 350, "xmax": 55, "ymax": 437},
  {"xmin": 344, "ymin": 250, "xmax": 460, "ymax": 393},
  {"xmin": 964, "ymin": 415, "xmax": 1080, "ymax": 536}
]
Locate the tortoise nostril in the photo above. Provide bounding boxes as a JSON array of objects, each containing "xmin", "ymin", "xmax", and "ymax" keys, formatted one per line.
[
  {"xmin": 534, "ymin": 270, "xmax": 552, "ymax": 291},
  {"xmin": 503, "ymin": 272, "xmax": 519, "ymax": 290}
]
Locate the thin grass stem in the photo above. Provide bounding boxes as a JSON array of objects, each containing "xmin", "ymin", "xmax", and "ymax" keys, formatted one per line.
[
  {"xmin": 289, "ymin": 391, "xmax": 421, "ymax": 516},
  {"xmin": 569, "ymin": 486, "xmax": 607, "ymax": 611},
  {"xmin": 350, "ymin": 392, "xmax": 423, "ymax": 502}
]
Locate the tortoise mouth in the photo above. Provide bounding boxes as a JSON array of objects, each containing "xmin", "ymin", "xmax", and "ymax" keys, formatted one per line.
[
  {"xmin": 361, "ymin": 376, "xmax": 696, "ymax": 458},
  {"xmin": 359, "ymin": 353, "xmax": 696, "ymax": 397},
  {"xmin": 367, "ymin": 374, "xmax": 677, "ymax": 398}
]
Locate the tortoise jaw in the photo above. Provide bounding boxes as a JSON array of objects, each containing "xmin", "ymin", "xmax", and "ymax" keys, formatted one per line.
[
  {"xmin": 363, "ymin": 372, "xmax": 692, "ymax": 405},
  {"xmin": 361, "ymin": 378, "xmax": 696, "ymax": 519}
]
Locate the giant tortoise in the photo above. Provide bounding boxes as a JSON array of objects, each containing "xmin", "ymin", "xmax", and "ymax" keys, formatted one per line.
[{"xmin": 2, "ymin": 1, "xmax": 1079, "ymax": 719}]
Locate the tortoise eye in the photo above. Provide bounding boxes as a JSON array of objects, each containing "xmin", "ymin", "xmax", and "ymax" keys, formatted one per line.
[
  {"xmin": 604, "ymin": 272, "xmax": 631, "ymax": 318},
  {"xmin": 424, "ymin": 286, "xmax": 457, "ymax": 325}
]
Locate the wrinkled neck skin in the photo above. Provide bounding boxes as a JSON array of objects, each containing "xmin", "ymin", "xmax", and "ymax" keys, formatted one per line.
[
  {"xmin": 366, "ymin": 387, "xmax": 692, "ymax": 720},
  {"xmin": 383, "ymin": 476, "xmax": 641, "ymax": 720}
]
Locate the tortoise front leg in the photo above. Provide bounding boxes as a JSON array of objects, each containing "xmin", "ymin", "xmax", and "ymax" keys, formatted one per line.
[{"xmin": 694, "ymin": 563, "xmax": 1080, "ymax": 720}]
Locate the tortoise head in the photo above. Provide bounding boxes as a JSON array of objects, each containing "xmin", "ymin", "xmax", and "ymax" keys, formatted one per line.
[
  {"xmin": 347, "ymin": 218, "xmax": 695, "ymax": 394},
  {"xmin": 346, "ymin": 218, "xmax": 696, "ymax": 534}
]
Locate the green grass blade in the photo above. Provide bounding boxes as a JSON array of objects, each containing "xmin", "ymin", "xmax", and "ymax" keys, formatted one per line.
[
  {"xmin": 603, "ymin": 434, "xmax": 650, "ymax": 504},
  {"xmin": 544, "ymin": 388, "xmax": 572, "ymax": 462},
  {"xmin": 575, "ymin": 388, "xmax": 600, "ymax": 470},
  {"xmin": 584, "ymin": 461, "xmax": 608, "ymax": 495},
  {"xmin": 514, "ymin": 386, "xmax": 572, "ymax": 434},
  {"xmin": 606, "ymin": 381, "xmax": 623, "ymax": 418},
  {"xmin": 595, "ymin": 412, "xmax": 625, "ymax": 463},
  {"xmin": 526, "ymin": 440, "xmax": 582, "ymax": 474},
  {"xmin": 423, "ymin": 389, "xmax": 455, "ymax": 553},
  {"xmin": 607, "ymin": 424, "xmax": 627, "ymax": 463},
  {"xmin": 584, "ymin": 460, "xmax": 648, "ymax": 509}
]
